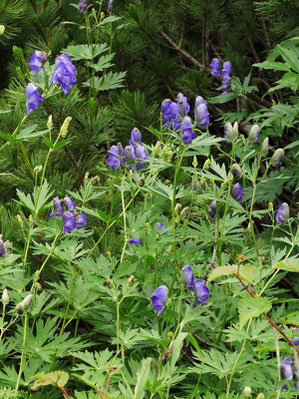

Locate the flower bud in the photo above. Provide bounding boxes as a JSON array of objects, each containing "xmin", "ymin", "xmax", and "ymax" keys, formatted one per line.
[
  {"xmin": 128, "ymin": 170, "xmax": 133, "ymax": 180},
  {"xmin": 84, "ymin": 172, "xmax": 90, "ymax": 181},
  {"xmin": 47, "ymin": 115, "xmax": 53, "ymax": 130},
  {"xmin": 128, "ymin": 275, "xmax": 135, "ymax": 286},
  {"xmin": 224, "ymin": 121, "xmax": 238, "ymax": 142},
  {"xmin": 29, "ymin": 215, "xmax": 34, "ymax": 224},
  {"xmin": 208, "ymin": 200, "xmax": 216, "ymax": 219},
  {"xmin": 161, "ymin": 145, "xmax": 173, "ymax": 162},
  {"xmin": 107, "ymin": 278, "xmax": 114, "ymax": 288},
  {"xmin": 275, "ymin": 203, "xmax": 289, "ymax": 225},
  {"xmin": 1, "ymin": 288, "xmax": 9, "ymax": 305},
  {"xmin": 60, "ymin": 116, "xmax": 72, "ymax": 138},
  {"xmin": 35, "ymin": 282, "xmax": 42, "ymax": 291},
  {"xmin": 17, "ymin": 214, "xmax": 23, "ymax": 226},
  {"xmin": 174, "ymin": 203, "xmax": 182, "ymax": 216},
  {"xmin": 270, "ymin": 148, "xmax": 284, "ymax": 168},
  {"xmin": 180, "ymin": 265, "xmax": 194, "ymax": 290},
  {"xmin": 248, "ymin": 125, "xmax": 260, "ymax": 144},
  {"xmin": 106, "ymin": 251, "xmax": 111, "ymax": 259},
  {"xmin": 256, "ymin": 394, "xmax": 264, "ymax": 399},
  {"xmin": 22, "ymin": 294, "xmax": 33, "ymax": 308},
  {"xmin": 268, "ymin": 202, "xmax": 273, "ymax": 212},
  {"xmin": 34, "ymin": 165, "xmax": 43, "ymax": 174},
  {"xmin": 0, "ymin": 26, "xmax": 5, "ymax": 37},
  {"xmin": 231, "ymin": 183, "xmax": 243, "ymax": 203},
  {"xmin": 180, "ymin": 207, "xmax": 189, "ymax": 220},
  {"xmin": 231, "ymin": 164, "xmax": 242, "ymax": 180},
  {"xmin": 203, "ymin": 159, "xmax": 210, "ymax": 170},
  {"xmin": 192, "ymin": 156, "xmax": 198, "ymax": 168},
  {"xmin": 138, "ymin": 176, "xmax": 145, "ymax": 186},
  {"xmin": 243, "ymin": 386, "xmax": 252, "ymax": 397},
  {"xmin": 153, "ymin": 141, "xmax": 161, "ymax": 156},
  {"xmin": 91, "ymin": 175, "xmax": 100, "ymax": 185},
  {"xmin": 16, "ymin": 302, "xmax": 25, "ymax": 315},
  {"xmin": 261, "ymin": 137, "xmax": 269, "ymax": 157}
]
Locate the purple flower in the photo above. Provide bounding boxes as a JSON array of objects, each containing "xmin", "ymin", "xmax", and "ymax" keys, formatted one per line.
[
  {"xmin": 0, "ymin": 239, "xmax": 6, "ymax": 257},
  {"xmin": 49, "ymin": 196, "xmax": 64, "ymax": 219},
  {"xmin": 78, "ymin": 0, "xmax": 87, "ymax": 12},
  {"xmin": 135, "ymin": 144, "xmax": 148, "ymax": 169},
  {"xmin": 107, "ymin": 0, "xmax": 113, "ymax": 12},
  {"xmin": 28, "ymin": 51, "xmax": 47, "ymax": 75},
  {"xmin": 125, "ymin": 145, "xmax": 136, "ymax": 162},
  {"xmin": 210, "ymin": 58, "xmax": 221, "ymax": 78},
  {"xmin": 180, "ymin": 265, "xmax": 194, "ymax": 290},
  {"xmin": 64, "ymin": 195, "xmax": 76, "ymax": 212},
  {"xmin": 221, "ymin": 61, "xmax": 232, "ymax": 94},
  {"xmin": 195, "ymin": 96, "xmax": 207, "ymax": 109},
  {"xmin": 151, "ymin": 285, "xmax": 168, "ymax": 317},
  {"xmin": 129, "ymin": 238, "xmax": 142, "ymax": 246},
  {"xmin": 50, "ymin": 54, "xmax": 77, "ymax": 95},
  {"xmin": 107, "ymin": 144, "xmax": 125, "ymax": 171},
  {"xmin": 208, "ymin": 200, "xmax": 216, "ymax": 219},
  {"xmin": 157, "ymin": 222, "xmax": 164, "ymax": 231},
  {"xmin": 194, "ymin": 103, "xmax": 210, "ymax": 129},
  {"xmin": 161, "ymin": 99, "xmax": 180, "ymax": 130},
  {"xmin": 63, "ymin": 212, "xmax": 76, "ymax": 235},
  {"xmin": 177, "ymin": 93, "xmax": 190, "ymax": 117},
  {"xmin": 231, "ymin": 164, "xmax": 242, "ymax": 180},
  {"xmin": 181, "ymin": 116, "xmax": 195, "ymax": 145},
  {"xmin": 292, "ymin": 329, "xmax": 299, "ymax": 346},
  {"xmin": 193, "ymin": 280, "xmax": 209, "ymax": 307},
  {"xmin": 129, "ymin": 128, "xmax": 142, "ymax": 146},
  {"xmin": 75, "ymin": 211, "xmax": 87, "ymax": 228},
  {"xmin": 280, "ymin": 358, "xmax": 293, "ymax": 391},
  {"xmin": 222, "ymin": 75, "xmax": 231, "ymax": 94},
  {"xmin": 248, "ymin": 125, "xmax": 260, "ymax": 144},
  {"xmin": 26, "ymin": 83, "xmax": 43, "ymax": 116},
  {"xmin": 275, "ymin": 203, "xmax": 289, "ymax": 225},
  {"xmin": 231, "ymin": 183, "xmax": 243, "ymax": 203}
]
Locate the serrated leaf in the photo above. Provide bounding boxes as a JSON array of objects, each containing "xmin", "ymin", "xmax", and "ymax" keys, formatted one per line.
[
  {"xmin": 31, "ymin": 371, "xmax": 69, "ymax": 391},
  {"xmin": 238, "ymin": 296, "xmax": 272, "ymax": 328},
  {"xmin": 63, "ymin": 43, "xmax": 108, "ymax": 61},
  {"xmin": 208, "ymin": 264, "xmax": 259, "ymax": 284},
  {"xmin": 274, "ymin": 257, "xmax": 299, "ymax": 273},
  {"xmin": 253, "ymin": 60, "xmax": 291, "ymax": 72},
  {"xmin": 83, "ymin": 71, "xmax": 126, "ymax": 92}
]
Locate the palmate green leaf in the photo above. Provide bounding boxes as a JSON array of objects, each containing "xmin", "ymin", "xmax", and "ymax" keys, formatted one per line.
[
  {"xmin": 274, "ymin": 256, "xmax": 299, "ymax": 273},
  {"xmin": 86, "ymin": 53, "xmax": 115, "ymax": 72},
  {"xmin": 83, "ymin": 71, "xmax": 126, "ymax": 92},
  {"xmin": 253, "ymin": 60, "xmax": 291, "ymax": 72},
  {"xmin": 31, "ymin": 371, "xmax": 69, "ymax": 391},
  {"xmin": 277, "ymin": 44, "xmax": 299, "ymax": 73},
  {"xmin": 238, "ymin": 296, "xmax": 272, "ymax": 328},
  {"xmin": 63, "ymin": 43, "xmax": 108, "ymax": 61},
  {"xmin": 208, "ymin": 264, "xmax": 259, "ymax": 284}
]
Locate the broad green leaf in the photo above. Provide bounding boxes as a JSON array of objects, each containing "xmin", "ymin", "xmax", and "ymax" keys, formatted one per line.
[
  {"xmin": 274, "ymin": 257, "xmax": 299, "ymax": 273},
  {"xmin": 238, "ymin": 296, "xmax": 272, "ymax": 328},
  {"xmin": 83, "ymin": 72, "xmax": 126, "ymax": 92},
  {"xmin": 208, "ymin": 264, "xmax": 259, "ymax": 284},
  {"xmin": 63, "ymin": 44, "xmax": 108, "ymax": 61},
  {"xmin": 31, "ymin": 371, "xmax": 69, "ymax": 390},
  {"xmin": 277, "ymin": 44, "xmax": 299, "ymax": 73},
  {"xmin": 253, "ymin": 60, "xmax": 291, "ymax": 72},
  {"xmin": 209, "ymin": 93, "xmax": 236, "ymax": 104}
]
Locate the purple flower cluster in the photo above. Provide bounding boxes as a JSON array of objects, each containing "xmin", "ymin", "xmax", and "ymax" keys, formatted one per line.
[
  {"xmin": 210, "ymin": 58, "xmax": 232, "ymax": 94},
  {"xmin": 49, "ymin": 195, "xmax": 87, "ymax": 235},
  {"xmin": 78, "ymin": 0, "xmax": 87, "ymax": 12},
  {"xmin": 50, "ymin": 54, "xmax": 77, "ymax": 95},
  {"xmin": 107, "ymin": 128, "xmax": 148, "ymax": 171},
  {"xmin": 180, "ymin": 265, "xmax": 210, "ymax": 307},
  {"xmin": 161, "ymin": 93, "xmax": 189, "ymax": 131}
]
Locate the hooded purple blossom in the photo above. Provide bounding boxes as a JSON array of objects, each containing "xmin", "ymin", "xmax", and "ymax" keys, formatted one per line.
[
  {"xmin": 180, "ymin": 265, "xmax": 194, "ymax": 290},
  {"xmin": 181, "ymin": 116, "xmax": 195, "ymax": 145},
  {"xmin": 248, "ymin": 125, "xmax": 260, "ymax": 144},
  {"xmin": 177, "ymin": 93, "xmax": 190, "ymax": 117},
  {"xmin": 107, "ymin": 0, "xmax": 113, "ymax": 12},
  {"xmin": 0, "ymin": 239, "xmax": 6, "ymax": 257},
  {"xmin": 64, "ymin": 195, "xmax": 76, "ymax": 212},
  {"xmin": 107, "ymin": 144, "xmax": 125, "ymax": 171},
  {"xmin": 275, "ymin": 203, "xmax": 289, "ymax": 225},
  {"xmin": 62, "ymin": 210, "xmax": 87, "ymax": 235},
  {"xmin": 210, "ymin": 58, "xmax": 221, "ymax": 78},
  {"xmin": 231, "ymin": 183, "xmax": 243, "ymax": 203},
  {"xmin": 49, "ymin": 196, "xmax": 64, "ymax": 219},
  {"xmin": 208, "ymin": 200, "xmax": 216, "ymax": 219},
  {"xmin": 161, "ymin": 99, "xmax": 180, "ymax": 130},
  {"xmin": 135, "ymin": 144, "xmax": 148, "ymax": 169},
  {"xmin": 193, "ymin": 280, "xmax": 209, "ymax": 307},
  {"xmin": 129, "ymin": 128, "xmax": 142, "ymax": 146},
  {"xmin": 157, "ymin": 222, "xmax": 164, "ymax": 230},
  {"xmin": 292, "ymin": 328, "xmax": 299, "ymax": 346},
  {"xmin": 26, "ymin": 83, "xmax": 43, "ymax": 116},
  {"xmin": 280, "ymin": 358, "xmax": 293, "ymax": 391},
  {"xmin": 195, "ymin": 103, "xmax": 210, "ymax": 129},
  {"xmin": 221, "ymin": 61, "xmax": 232, "ymax": 94},
  {"xmin": 129, "ymin": 238, "xmax": 142, "ymax": 246},
  {"xmin": 195, "ymin": 96, "xmax": 207, "ymax": 109},
  {"xmin": 28, "ymin": 51, "xmax": 47, "ymax": 75},
  {"xmin": 151, "ymin": 285, "xmax": 168, "ymax": 317},
  {"xmin": 50, "ymin": 54, "xmax": 77, "ymax": 95},
  {"xmin": 78, "ymin": 0, "xmax": 87, "ymax": 12}
]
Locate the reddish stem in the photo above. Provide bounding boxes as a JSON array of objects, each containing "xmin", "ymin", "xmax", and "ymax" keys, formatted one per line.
[{"xmin": 55, "ymin": 384, "xmax": 71, "ymax": 399}]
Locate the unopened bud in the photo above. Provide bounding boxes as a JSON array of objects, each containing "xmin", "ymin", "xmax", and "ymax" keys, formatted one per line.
[
  {"xmin": 192, "ymin": 156, "xmax": 198, "ymax": 168},
  {"xmin": 35, "ymin": 282, "xmax": 42, "ymax": 291},
  {"xmin": 138, "ymin": 176, "xmax": 145, "ymax": 186},
  {"xmin": 34, "ymin": 165, "xmax": 43, "ymax": 174},
  {"xmin": 208, "ymin": 200, "xmax": 216, "ymax": 219},
  {"xmin": 174, "ymin": 203, "xmax": 182, "ymax": 216},
  {"xmin": 224, "ymin": 121, "xmax": 238, "ymax": 142},
  {"xmin": 243, "ymin": 386, "xmax": 252, "ymax": 397},
  {"xmin": 256, "ymin": 394, "xmax": 264, "ymax": 399},
  {"xmin": 106, "ymin": 251, "xmax": 111, "ymax": 259},
  {"xmin": 128, "ymin": 275, "xmax": 135, "ymax": 285},
  {"xmin": 1, "ymin": 288, "xmax": 9, "ymax": 305},
  {"xmin": 29, "ymin": 215, "xmax": 34, "ymax": 224},
  {"xmin": 60, "ymin": 116, "xmax": 72, "ymax": 138},
  {"xmin": 84, "ymin": 172, "xmax": 90, "ymax": 181},
  {"xmin": 16, "ymin": 302, "xmax": 25, "ymax": 315},
  {"xmin": 100, "ymin": 12, "xmax": 105, "ymax": 19},
  {"xmin": 0, "ymin": 26, "xmax": 5, "ymax": 37},
  {"xmin": 107, "ymin": 278, "xmax": 114, "ymax": 288},
  {"xmin": 231, "ymin": 163, "xmax": 242, "ymax": 180},
  {"xmin": 248, "ymin": 125, "xmax": 260, "ymax": 144},
  {"xmin": 268, "ymin": 202, "xmax": 273, "ymax": 212},
  {"xmin": 128, "ymin": 170, "xmax": 133, "ymax": 180},
  {"xmin": 153, "ymin": 141, "xmax": 162, "ymax": 156},
  {"xmin": 180, "ymin": 207, "xmax": 189, "ymax": 220},
  {"xmin": 203, "ymin": 159, "xmax": 210, "ymax": 170},
  {"xmin": 91, "ymin": 175, "xmax": 100, "ymax": 185},
  {"xmin": 22, "ymin": 294, "xmax": 33, "ymax": 308},
  {"xmin": 47, "ymin": 115, "xmax": 53, "ymax": 130},
  {"xmin": 270, "ymin": 148, "xmax": 284, "ymax": 168},
  {"xmin": 261, "ymin": 137, "xmax": 269, "ymax": 157},
  {"xmin": 17, "ymin": 214, "xmax": 23, "ymax": 226},
  {"xmin": 161, "ymin": 145, "xmax": 173, "ymax": 162}
]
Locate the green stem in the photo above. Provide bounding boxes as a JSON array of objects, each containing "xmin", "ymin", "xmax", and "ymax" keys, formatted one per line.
[
  {"xmin": 120, "ymin": 176, "xmax": 127, "ymax": 264},
  {"xmin": 15, "ymin": 313, "xmax": 28, "ymax": 392},
  {"xmin": 60, "ymin": 263, "xmax": 76, "ymax": 334}
]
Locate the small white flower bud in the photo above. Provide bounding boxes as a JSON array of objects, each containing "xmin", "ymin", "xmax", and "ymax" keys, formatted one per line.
[
  {"xmin": 22, "ymin": 294, "xmax": 33, "ymax": 308},
  {"xmin": 243, "ymin": 386, "xmax": 252, "ymax": 397},
  {"xmin": 1, "ymin": 288, "xmax": 9, "ymax": 305},
  {"xmin": 47, "ymin": 115, "xmax": 53, "ymax": 130},
  {"xmin": 33, "ymin": 165, "xmax": 43, "ymax": 174},
  {"xmin": 60, "ymin": 116, "xmax": 72, "ymax": 138},
  {"xmin": 261, "ymin": 137, "xmax": 269, "ymax": 157},
  {"xmin": 16, "ymin": 302, "xmax": 25, "ymax": 315},
  {"xmin": 0, "ymin": 26, "xmax": 5, "ymax": 37},
  {"xmin": 17, "ymin": 214, "xmax": 23, "ymax": 226}
]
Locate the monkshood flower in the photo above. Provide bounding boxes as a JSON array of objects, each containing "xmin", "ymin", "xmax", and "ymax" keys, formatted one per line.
[
  {"xmin": 50, "ymin": 54, "xmax": 77, "ymax": 95},
  {"xmin": 177, "ymin": 92, "xmax": 190, "ymax": 117},
  {"xmin": 125, "ymin": 145, "xmax": 135, "ymax": 162},
  {"xmin": 49, "ymin": 196, "xmax": 64, "ymax": 219},
  {"xmin": 275, "ymin": 203, "xmax": 289, "ymax": 225},
  {"xmin": 210, "ymin": 58, "xmax": 221, "ymax": 78},
  {"xmin": 0, "ymin": 237, "xmax": 6, "ymax": 257},
  {"xmin": 107, "ymin": 0, "xmax": 113, "ymax": 12},
  {"xmin": 26, "ymin": 83, "xmax": 43, "ymax": 116},
  {"xmin": 64, "ymin": 195, "xmax": 76, "ymax": 212},
  {"xmin": 78, "ymin": 0, "xmax": 87, "ymax": 12},
  {"xmin": 270, "ymin": 148, "xmax": 284, "ymax": 168},
  {"xmin": 151, "ymin": 285, "xmax": 168, "ymax": 316},
  {"xmin": 224, "ymin": 121, "xmax": 238, "ymax": 142},
  {"xmin": 157, "ymin": 222, "xmax": 164, "ymax": 231},
  {"xmin": 280, "ymin": 358, "xmax": 293, "ymax": 391},
  {"xmin": 292, "ymin": 328, "xmax": 299, "ymax": 346},
  {"xmin": 248, "ymin": 125, "xmax": 260, "ymax": 144},
  {"xmin": 208, "ymin": 200, "xmax": 216, "ymax": 219},
  {"xmin": 261, "ymin": 137, "xmax": 269, "ymax": 157},
  {"xmin": 63, "ymin": 210, "xmax": 87, "ymax": 235},
  {"xmin": 231, "ymin": 183, "xmax": 243, "ymax": 203},
  {"xmin": 135, "ymin": 144, "xmax": 148, "ymax": 169},
  {"xmin": 181, "ymin": 116, "xmax": 195, "ymax": 145},
  {"xmin": 195, "ymin": 96, "xmax": 207, "ymax": 109},
  {"xmin": 28, "ymin": 50, "xmax": 47, "ymax": 75},
  {"xmin": 193, "ymin": 280, "xmax": 209, "ymax": 307},
  {"xmin": 129, "ymin": 238, "xmax": 142, "ymax": 245},
  {"xmin": 161, "ymin": 99, "xmax": 179, "ymax": 129},
  {"xmin": 180, "ymin": 265, "xmax": 194, "ymax": 290},
  {"xmin": 195, "ymin": 103, "xmax": 210, "ymax": 129},
  {"xmin": 221, "ymin": 61, "xmax": 232, "ymax": 94},
  {"xmin": 129, "ymin": 127, "xmax": 142, "ymax": 146},
  {"xmin": 107, "ymin": 144, "xmax": 125, "ymax": 171},
  {"xmin": 231, "ymin": 163, "xmax": 242, "ymax": 180}
]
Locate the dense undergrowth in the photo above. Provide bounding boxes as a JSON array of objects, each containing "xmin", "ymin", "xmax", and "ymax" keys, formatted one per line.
[{"xmin": 0, "ymin": 0, "xmax": 298, "ymax": 398}]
